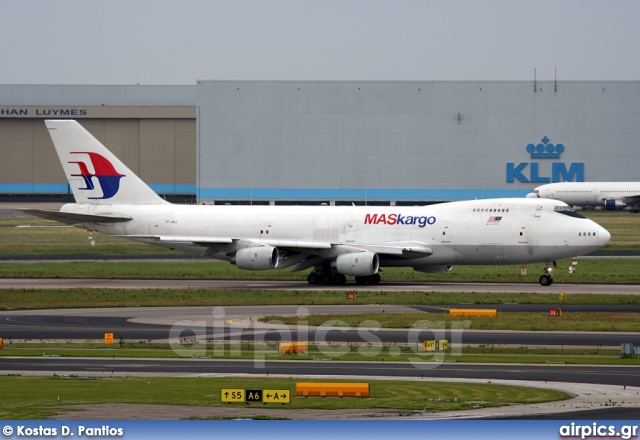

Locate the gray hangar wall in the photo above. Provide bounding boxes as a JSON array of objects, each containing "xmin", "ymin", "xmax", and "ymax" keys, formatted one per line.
[
  {"xmin": 196, "ymin": 80, "xmax": 640, "ymax": 204},
  {"xmin": 0, "ymin": 85, "xmax": 196, "ymax": 200}
]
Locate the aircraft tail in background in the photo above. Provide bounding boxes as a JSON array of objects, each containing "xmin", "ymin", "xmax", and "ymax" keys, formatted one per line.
[{"xmin": 45, "ymin": 120, "xmax": 169, "ymax": 205}]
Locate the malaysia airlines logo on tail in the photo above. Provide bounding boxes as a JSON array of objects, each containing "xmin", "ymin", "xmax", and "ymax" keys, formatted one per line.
[{"xmin": 69, "ymin": 152, "xmax": 125, "ymax": 199}]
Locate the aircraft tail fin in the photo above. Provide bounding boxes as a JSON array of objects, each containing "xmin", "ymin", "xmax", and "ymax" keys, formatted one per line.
[{"xmin": 45, "ymin": 120, "xmax": 169, "ymax": 205}]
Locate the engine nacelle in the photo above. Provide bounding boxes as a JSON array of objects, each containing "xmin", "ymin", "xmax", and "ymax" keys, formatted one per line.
[
  {"xmin": 604, "ymin": 199, "xmax": 626, "ymax": 210},
  {"xmin": 413, "ymin": 265, "xmax": 454, "ymax": 273},
  {"xmin": 334, "ymin": 252, "xmax": 379, "ymax": 276},
  {"xmin": 234, "ymin": 246, "xmax": 279, "ymax": 270}
]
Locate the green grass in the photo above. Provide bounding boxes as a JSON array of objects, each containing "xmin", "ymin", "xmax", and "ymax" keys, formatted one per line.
[
  {"xmin": 580, "ymin": 211, "xmax": 640, "ymax": 251},
  {"xmin": 3, "ymin": 289, "xmax": 640, "ymax": 310},
  {"xmin": 0, "ymin": 211, "xmax": 632, "ymax": 417},
  {"xmin": 0, "ymin": 376, "xmax": 570, "ymax": 419},
  {"xmin": 0, "ymin": 258, "xmax": 639, "ymax": 284},
  {"xmin": 271, "ymin": 311, "xmax": 640, "ymax": 332},
  {"xmin": 1, "ymin": 342, "xmax": 638, "ymax": 366},
  {"xmin": 0, "ymin": 218, "xmax": 173, "ymax": 256}
]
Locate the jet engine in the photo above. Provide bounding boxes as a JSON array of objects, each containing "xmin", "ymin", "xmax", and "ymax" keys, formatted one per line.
[
  {"xmin": 413, "ymin": 265, "xmax": 454, "ymax": 273},
  {"xmin": 233, "ymin": 246, "xmax": 279, "ymax": 270},
  {"xmin": 604, "ymin": 199, "xmax": 626, "ymax": 210},
  {"xmin": 334, "ymin": 252, "xmax": 379, "ymax": 276}
]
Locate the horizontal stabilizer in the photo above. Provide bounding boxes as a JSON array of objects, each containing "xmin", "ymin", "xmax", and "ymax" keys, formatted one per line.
[{"xmin": 22, "ymin": 209, "xmax": 132, "ymax": 225}]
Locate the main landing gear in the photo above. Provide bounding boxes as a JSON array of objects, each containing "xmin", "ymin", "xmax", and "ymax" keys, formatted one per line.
[
  {"xmin": 354, "ymin": 274, "xmax": 381, "ymax": 285},
  {"xmin": 306, "ymin": 270, "xmax": 381, "ymax": 285},
  {"xmin": 307, "ymin": 270, "xmax": 347, "ymax": 285}
]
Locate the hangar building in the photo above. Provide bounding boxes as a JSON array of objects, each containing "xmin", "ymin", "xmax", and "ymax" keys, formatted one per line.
[
  {"xmin": 2, "ymin": 81, "xmax": 639, "ymax": 205},
  {"xmin": 196, "ymin": 80, "xmax": 640, "ymax": 205},
  {"xmin": 0, "ymin": 84, "xmax": 196, "ymax": 202}
]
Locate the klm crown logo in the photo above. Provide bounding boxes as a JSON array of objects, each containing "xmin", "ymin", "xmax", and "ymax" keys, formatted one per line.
[
  {"xmin": 526, "ymin": 136, "xmax": 564, "ymax": 159},
  {"xmin": 506, "ymin": 135, "xmax": 584, "ymax": 183}
]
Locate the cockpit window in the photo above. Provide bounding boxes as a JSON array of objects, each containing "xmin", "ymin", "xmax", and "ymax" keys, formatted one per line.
[{"xmin": 554, "ymin": 205, "xmax": 586, "ymax": 218}]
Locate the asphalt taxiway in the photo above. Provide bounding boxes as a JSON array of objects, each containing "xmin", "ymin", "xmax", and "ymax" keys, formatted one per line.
[
  {"xmin": 1, "ymin": 277, "xmax": 640, "ymax": 294},
  {"xmin": 2, "ymin": 305, "xmax": 639, "ymax": 346}
]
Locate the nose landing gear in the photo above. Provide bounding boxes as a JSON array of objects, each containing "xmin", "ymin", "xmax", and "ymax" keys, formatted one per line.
[
  {"xmin": 539, "ymin": 274, "xmax": 554, "ymax": 286},
  {"xmin": 539, "ymin": 262, "xmax": 556, "ymax": 286}
]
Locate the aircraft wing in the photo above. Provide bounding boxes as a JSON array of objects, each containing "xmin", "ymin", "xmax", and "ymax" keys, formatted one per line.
[
  {"xmin": 120, "ymin": 235, "xmax": 432, "ymax": 263},
  {"xmin": 601, "ymin": 193, "xmax": 640, "ymax": 201},
  {"xmin": 623, "ymin": 195, "xmax": 640, "ymax": 203},
  {"xmin": 22, "ymin": 209, "xmax": 132, "ymax": 225},
  {"xmin": 120, "ymin": 236, "xmax": 332, "ymax": 249}
]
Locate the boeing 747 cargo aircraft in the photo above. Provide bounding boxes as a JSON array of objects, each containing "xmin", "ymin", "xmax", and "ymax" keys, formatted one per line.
[{"xmin": 25, "ymin": 120, "xmax": 611, "ymax": 286}]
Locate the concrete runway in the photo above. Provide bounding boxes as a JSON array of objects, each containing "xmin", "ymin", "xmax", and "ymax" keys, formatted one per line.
[{"xmin": 1, "ymin": 277, "xmax": 640, "ymax": 294}]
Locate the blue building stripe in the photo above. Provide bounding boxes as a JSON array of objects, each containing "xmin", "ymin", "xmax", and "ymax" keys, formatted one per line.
[{"xmin": 148, "ymin": 184, "xmax": 196, "ymax": 194}]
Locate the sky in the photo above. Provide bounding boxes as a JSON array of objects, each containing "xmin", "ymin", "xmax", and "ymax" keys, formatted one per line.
[{"xmin": 1, "ymin": 0, "xmax": 639, "ymax": 85}]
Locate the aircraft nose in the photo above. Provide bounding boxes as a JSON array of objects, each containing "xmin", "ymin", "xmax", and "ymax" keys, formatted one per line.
[
  {"xmin": 525, "ymin": 192, "xmax": 536, "ymax": 198},
  {"xmin": 597, "ymin": 226, "xmax": 611, "ymax": 246}
]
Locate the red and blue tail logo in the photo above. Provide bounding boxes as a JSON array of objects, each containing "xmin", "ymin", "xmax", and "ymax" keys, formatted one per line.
[{"xmin": 69, "ymin": 152, "xmax": 125, "ymax": 199}]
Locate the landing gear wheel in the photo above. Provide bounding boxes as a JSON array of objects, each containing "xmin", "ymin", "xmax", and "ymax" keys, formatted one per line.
[
  {"xmin": 319, "ymin": 273, "xmax": 331, "ymax": 285},
  {"xmin": 539, "ymin": 275, "xmax": 553, "ymax": 286},
  {"xmin": 310, "ymin": 270, "xmax": 348, "ymax": 285},
  {"xmin": 331, "ymin": 273, "xmax": 347, "ymax": 285},
  {"xmin": 354, "ymin": 274, "xmax": 381, "ymax": 284},
  {"xmin": 355, "ymin": 276, "xmax": 368, "ymax": 285}
]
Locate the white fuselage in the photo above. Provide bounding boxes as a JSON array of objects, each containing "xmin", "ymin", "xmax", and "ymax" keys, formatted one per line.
[
  {"xmin": 527, "ymin": 182, "xmax": 640, "ymax": 210},
  {"xmin": 61, "ymin": 197, "xmax": 609, "ymax": 268}
]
